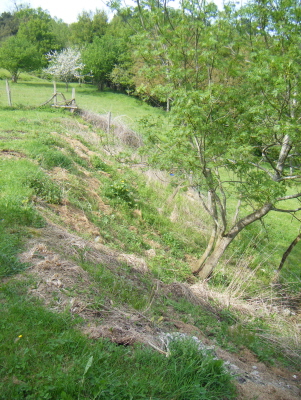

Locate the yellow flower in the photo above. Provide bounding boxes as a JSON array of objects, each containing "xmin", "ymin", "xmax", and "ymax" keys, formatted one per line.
[{"xmin": 18, "ymin": 335, "xmax": 23, "ymax": 338}]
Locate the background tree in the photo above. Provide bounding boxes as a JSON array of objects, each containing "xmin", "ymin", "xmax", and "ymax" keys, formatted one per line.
[
  {"xmin": 106, "ymin": 13, "xmax": 136, "ymax": 93},
  {"xmin": 50, "ymin": 18, "xmax": 70, "ymax": 50},
  {"xmin": 0, "ymin": 35, "xmax": 40, "ymax": 81},
  {"xmin": 69, "ymin": 10, "xmax": 108, "ymax": 45},
  {"xmin": 45, "ymin": 48, "xmax": 84, "ymax": 90},
  {"xmin": 0, "ymin": 11, "xmax": 19, "ymax": 40},
  {"xmin": 16, "ymin": 7, "xmax": 59, "ymax": 65},
  {"xmin": 82, "ymin": 35, "xmax": 122, "ymax": 90}
]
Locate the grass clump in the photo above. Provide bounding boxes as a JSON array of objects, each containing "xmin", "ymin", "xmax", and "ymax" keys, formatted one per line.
[
  {"xmin": 104, "ymin": 179, "xmax": 137, "ymax": 208},
  {"xmin": 0, "ymin": 226, "xmax": 28, "ymax": 277},
  {"xmin": 90, "ymin": 155, "xmax": 112, "ymax": 172},
  {"xmin": 36, "ymin": 149, "xmax": 73, "ymax": 170},
  {"xmin": 25, "ymin": 171, "xmax": 63, "ymax": 204}
]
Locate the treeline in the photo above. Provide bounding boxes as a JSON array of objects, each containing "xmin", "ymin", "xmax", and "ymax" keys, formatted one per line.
[{"xmin": 0, "ymin": 5, "xmax": 129, "ymax": 86}]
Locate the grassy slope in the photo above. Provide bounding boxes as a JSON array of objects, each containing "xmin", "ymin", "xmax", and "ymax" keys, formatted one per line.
[
  {"xmin": 0, "ymin": 77, "xmax": 300, "ymax": 398},
  {"xmin": 1, "ymin": 78, "xmax": 300, "ymax": 277}
]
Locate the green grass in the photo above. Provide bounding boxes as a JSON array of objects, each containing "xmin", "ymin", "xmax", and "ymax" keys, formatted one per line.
[
  {"xmin": 0, "ymin": 78, "xmax": 166, "ymax": 130},
  {"xmin": 0, "ymin": 280, "xmax": 236, "ymax": 400},
  {"xmin": 0, "ymin": 158, "xmax": 45, "ymax": 277}
]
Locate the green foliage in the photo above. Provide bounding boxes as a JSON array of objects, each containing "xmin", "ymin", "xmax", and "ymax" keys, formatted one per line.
[
  {"xmin": 0, "ymin": 36, "xmax": 41, "ymax": 82},
  {"xmin": 90, "ymin": 155, "xmax": 112, "ymax": 172},
  {"xmin": 116, "ymin": 0, "xmax": 301, "ymax": 278},
  {"xmin": 0, "ymin": 11, "xmax": 19, "ymax": 40},
  {"xmin": 16, "ymin": 7, "xmax": 59, "ymax": 63},
  {"xmin": 69, "ymin": 10, "xmax": 108, "ymax": 45},
  {"xmin": 104, "ymin": 179, "xmax": 137, "ymax": 208},
  {"xmin": 82, "ymin": 35, "xmax": 123, "ymax": 89},
  {"xmin": 25, "ymin": 171, "xmax": 62, "ymax": 204}
]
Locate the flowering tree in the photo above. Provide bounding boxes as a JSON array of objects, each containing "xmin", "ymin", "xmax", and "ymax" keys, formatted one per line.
[{"xmin": 45, "ymin": 48, "xmax": 84, "ymax": 90}]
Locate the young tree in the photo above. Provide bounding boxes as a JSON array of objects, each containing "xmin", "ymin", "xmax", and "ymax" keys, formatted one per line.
[
  {"xmin": 0, "ymin": 35, "xmax": 41, "ymax": 82},
  {"xmin": 44, "ymin": 48, "xmax": 84, "ymax": 90},
  {"xmin": 126, "ymin": 0, "xmax": 301, "ymax": 279},
  {"xmin": 82, "ymin": 35, "xmax": 122, "ymax": 90}
]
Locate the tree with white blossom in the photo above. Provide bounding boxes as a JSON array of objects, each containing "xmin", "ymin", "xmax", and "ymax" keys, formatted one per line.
[{"xmin": 45, "ymin": 48, "xmax": 84, "ymax": 90}]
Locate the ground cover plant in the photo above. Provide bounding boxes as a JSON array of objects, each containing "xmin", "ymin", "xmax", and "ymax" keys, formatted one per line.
[{"xmin": 0, "ymin": 78, "xmax": 300, "ymax": 399}]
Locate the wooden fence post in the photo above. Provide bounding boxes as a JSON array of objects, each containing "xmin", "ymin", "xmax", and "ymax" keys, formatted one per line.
[
  {"xmin": 53, "ymin": 81, "xmax": 57, "ymax": 105},
  {"xmin": 107, "ymin": 111, "xmax": 111, "ymax": 133},
  {"xmin": 6, "ymin": 79, "xmax": 12, "ymax": 107},
  {"xmin": 71, "ymin": 88, "xmax": 76, "ymax": 106}
]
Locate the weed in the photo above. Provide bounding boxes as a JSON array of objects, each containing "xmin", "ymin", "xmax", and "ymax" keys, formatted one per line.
[
  {"xmin": 90, "ymin": 155, "xmax": 112, "ymax": 172},
  {"xmin": 25, "ymin": 171, "xmax": 62, "ymax": 204},
  {"xmin": 104, "ymin": 179, "xmax": 137, "ymax": 208}
]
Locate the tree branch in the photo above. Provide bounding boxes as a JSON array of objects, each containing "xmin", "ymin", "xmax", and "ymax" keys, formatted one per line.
[
  {"xmin": 272, "ymin": 207, "xmax": 301, "ymax": 213},
  {"xmin": 276, "ymin": 192, "xmax": 301, "ymax": 201}
]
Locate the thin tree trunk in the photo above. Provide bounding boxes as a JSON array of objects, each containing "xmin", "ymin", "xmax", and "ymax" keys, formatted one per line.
[
  {"xmin": 197, "ymin": 235, "xmax": 233, "ymax": 279},
  {"xmin": 6, "ymin": 79, "xmax": 12, "ymax": 106},
  {"xmin": 196, "ymin": 203, "xmax": 273, "ymax": 279},
  {"xmin": 193, "ymin": 226, "xmax": 218, "ymax": 275},
  {"xmin": 278, "ymin": 232, "xmax": 301, "ymax": 271}
]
